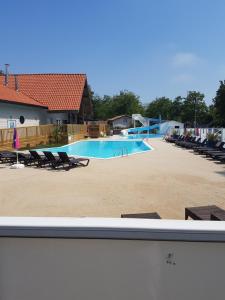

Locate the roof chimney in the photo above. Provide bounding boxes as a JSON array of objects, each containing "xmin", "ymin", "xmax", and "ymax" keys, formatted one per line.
[
  {"xmin": 4, "ymin": 64, "xmax": 10, "ymax": 86},
  {"xmin": 14, "ymin": 74, "xmax": 19, "ymax": 91}
]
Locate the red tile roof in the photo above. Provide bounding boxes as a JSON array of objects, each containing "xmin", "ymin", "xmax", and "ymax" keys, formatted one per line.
[
  {"xmin": 0, "ymin": 74, "xmax": 87, "ymax": 111},
  {"xmin": 0, "ymin": 84, "xmax": 46, "ymax": 107}
]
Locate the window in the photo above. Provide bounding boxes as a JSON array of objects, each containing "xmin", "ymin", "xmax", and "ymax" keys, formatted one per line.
[
  {"xmin": 7, "ymin": 120, "xmax": 16, "ymax": 128},
  {"xmin": 19, "ymin": 116, "xmax": 25, "ymax": 124}
]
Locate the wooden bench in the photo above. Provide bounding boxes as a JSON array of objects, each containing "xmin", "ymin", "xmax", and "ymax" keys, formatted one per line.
[
  {"xmin": 185, "ymin": 205, "xmax": 224, "ymax": 220},
  {"xmin": 121, "ymin": 212, "xmax": 161, "ymax": 219}
]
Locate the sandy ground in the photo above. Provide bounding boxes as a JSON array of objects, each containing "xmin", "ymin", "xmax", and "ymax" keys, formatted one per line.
[{"xmin": 0, "ymin": 139, "xmax": 225, "ymax": 219}]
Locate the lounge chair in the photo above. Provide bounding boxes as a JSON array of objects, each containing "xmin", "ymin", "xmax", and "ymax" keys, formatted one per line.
[
  {"xmin": 0, "ymin": 151, "xmax": 16, "ymax": 163},
  {"xmin": 43, "ymin": 151, "xmax": 62, "ymax": 169},
  {"xmin": 29, "ymin": 150, "xmax": 48, "ymax": 167},
  {"xmin": 180, "ymin": 136, "xmax": 196, "ymax": 147},
  {"xmin": 165, "ymin": 135, "xmax": 181, "ymax": 143},
  {"xmin": 215, "ymin": 154, "xmax": 225, "ymax": 162},
  {"xmin": 192, "ymin": 139, "xmax": 209, "ymax": 150},
  {"xmin": 203, "ymin": 143, "xmax": 225, "ymax": 157},
  {"xmin": 185, "ymin": 205, "xmax": 225, "ymax": 220},
  {"xmin": 175, "ymin": 136, "xmax": 189, "ymax": 146},
  {"xmin": 193, "ymin": 140, "xmax": 219, "ymax": 154},
  {"xmin": 211, "ymin": 211, "xmax": 225, "ymax": 220},
  {"xmin": 121, "ymin": 212, "xmax": 161, "ymax": 219},
  {"xmin": 199, "ymin": 141, "xmax": 224, "ymax": 155},
  {"xmin": 181, "ymin": 137, "xmax": 201, "ymax": 149},
  {"xmin": 57, "ymin": 152, "xmax": 90, "ymax": 170},
  {"xmin": 15, "ymin": 152, "xmax": 36, "ymax": 165}
]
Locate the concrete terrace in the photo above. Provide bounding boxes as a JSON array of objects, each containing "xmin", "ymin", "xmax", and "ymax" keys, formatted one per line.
[{"xmin": 0, "ymin": 138, "xmax": 225, "ymax": 219}]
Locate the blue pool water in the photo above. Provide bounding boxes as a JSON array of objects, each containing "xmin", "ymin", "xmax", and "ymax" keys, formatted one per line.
[{"xmin": 37, "ymin": 140, "xmax": 152, "ymax": 159}]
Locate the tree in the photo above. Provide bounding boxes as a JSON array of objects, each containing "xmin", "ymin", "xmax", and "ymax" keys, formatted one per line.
[
  {"xmin": 111, "ymin": 91, "xmax": 144, "ymax": 116},
  {"xmin": 92, "ymin": 90, "xmax": 144, "ymax": 120},
  {"xmin": 170, "ymin": 96, "xmax": 184, "ymax": 122},
  {"xmin": 181, "ymin": 91, "xmax": 209, "ymax": 126},
  {"xmin": 145, "ymin": 97, "xmax": 173, "ymax": 120},
  {"xmin": 213, "ymin": 81, "xmax": 225, "ymax": 126},
  {"xmin": 92, "ymin": 95, "xmax": 113, "ymax": 120}
]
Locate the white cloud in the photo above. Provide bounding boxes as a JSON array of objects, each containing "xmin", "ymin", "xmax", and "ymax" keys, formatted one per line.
[{"xmin": 172, "ymin": 52, "xmax": 199, "ymax": 68}]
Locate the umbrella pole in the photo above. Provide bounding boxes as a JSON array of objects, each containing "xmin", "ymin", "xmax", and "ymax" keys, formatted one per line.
[{"xmin": 16, "ymin": 151, "xmax": 18, "ymax": 165}]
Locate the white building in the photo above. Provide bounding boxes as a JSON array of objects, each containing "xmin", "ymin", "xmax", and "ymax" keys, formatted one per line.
[
  {"xmin": 108, "ymin": 115, "xmax": 132, "ymax": 129},
  {"xmin": 0, "ymin": 84, "xmax": 47, "ymax": 128},
  {"xmin": 159, "ymin": 120, "xmax": 184, "ymax": 135},
  {"xmin": 0, "ymin": 73, "xmax": 93, "ymax": 129}
]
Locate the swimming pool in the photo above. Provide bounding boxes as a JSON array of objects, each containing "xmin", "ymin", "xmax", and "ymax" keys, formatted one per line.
[
  {"xmin": 37, "ymin": 140, "xmax": 152, "ymax": 159},
  {"xmin": 125, "ymin": 133, "xmax": 163, "ymax": 139}
]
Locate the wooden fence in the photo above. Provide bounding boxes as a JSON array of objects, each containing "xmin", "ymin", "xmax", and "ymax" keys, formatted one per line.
[
  {"xmin": 0, "ymin": 123, "xmax": 110, "ymax": 150},
  {"xmin": 67, "ymin": 124, "xmax": 88, "ymax": 143}
]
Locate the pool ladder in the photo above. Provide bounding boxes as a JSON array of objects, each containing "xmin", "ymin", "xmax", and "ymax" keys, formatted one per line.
[{"xmin": 114, "ymin": 147, "xmax": 128, "ymax": 157}]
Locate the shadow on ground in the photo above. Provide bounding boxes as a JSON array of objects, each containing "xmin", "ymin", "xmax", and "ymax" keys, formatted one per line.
[{"xmin": 215, "ymin": 170, "xmax": 225, "ymax": 177}]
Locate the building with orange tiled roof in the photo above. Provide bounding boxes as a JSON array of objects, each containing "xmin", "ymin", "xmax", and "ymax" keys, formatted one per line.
[
  {"xmin": 0, "ymin": 71, "xmax": 93, "ymax": 129},
  {"xmin": 0, "ymin": 80, "xmax": 48, "ymax": 128}
]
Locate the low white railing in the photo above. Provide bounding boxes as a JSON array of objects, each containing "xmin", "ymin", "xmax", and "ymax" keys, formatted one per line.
[{"xmin": 185, "ymin": 128, "xmax": 225, "ymax": 142}]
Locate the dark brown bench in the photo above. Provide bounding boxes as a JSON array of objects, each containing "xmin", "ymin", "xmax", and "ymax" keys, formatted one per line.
[
  {"xmin": 185, "ymin": 205, "xmax": 224, "ymax": 220},
  {"xmin": 211, "ymin": 211, "xmax": 225, "ymax": 221},
  {"xmin": 121, "ymin": 212, "xmax": 161, "ymax": 219}
]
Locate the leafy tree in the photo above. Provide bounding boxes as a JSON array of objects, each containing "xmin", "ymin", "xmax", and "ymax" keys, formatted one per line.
[
  {"xmin": 92, "ymin": 88, "xmax": 213, "ymax": 126},
  {"xmin": 92, "ymin": 95, "xmax": 113, "ymax": 120},
  {"xmin": 92, "ymin": 90, "xmax": 144, "ymax": 120},
  {"xmin": 111, "ymin": 91, "xmax": 144, "ymax": 116},
  {"xmin": 213, "ymin": 81, "xmax": 225, "ymax": 126},
  {"xmin": 145, "ymin": 97, "xmax": 172, "ymax": 120},
  {"xmin": 170, "ymin": 96, "xmax": 184, "ymax": 122},
  {"xmin": 181, "ymin": 91, "xmax": 209, "ymax": 126}
]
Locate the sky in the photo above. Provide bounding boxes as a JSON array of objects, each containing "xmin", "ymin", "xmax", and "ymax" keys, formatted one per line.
[{"xmin": 1, "ymin": 0, "xmax": 225, "ymax": 104}]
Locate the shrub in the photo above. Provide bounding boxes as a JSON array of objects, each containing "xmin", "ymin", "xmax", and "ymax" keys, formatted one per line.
[
  {"xmin": 207, "ymin": 132, "xmax": 219, "ymax": 142},
  {"xmin": 52, "ymin": 125, "xmax": 64, "ymax": 144}
]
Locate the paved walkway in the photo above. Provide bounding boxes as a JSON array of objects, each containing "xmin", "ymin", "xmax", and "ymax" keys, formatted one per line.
[{"xmin": 0, "ymin": 139, "xmax": 225, "ymax": 219}]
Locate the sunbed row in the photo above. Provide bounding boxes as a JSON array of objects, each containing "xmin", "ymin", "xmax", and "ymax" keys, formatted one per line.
[
  {"xmin": 121, "ymin": 205, "xmax": 225, "ymax": 220},
  {"xmin": 165, "ymin": 135, "xmax": 225, "ymax": 162},
  {"xmin": 0, "ymin": 150, "xmax": 90, "ymax": 171}
]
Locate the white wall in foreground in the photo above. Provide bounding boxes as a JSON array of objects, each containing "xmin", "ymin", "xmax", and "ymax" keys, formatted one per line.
[{"xmin": 1, "ymin": 237, "xmax": 225, "ymax": 300}]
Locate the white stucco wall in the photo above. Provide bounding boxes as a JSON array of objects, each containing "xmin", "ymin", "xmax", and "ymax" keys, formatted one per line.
[{"xmin": 0, "ymin": 102, "xmax": 47, "ymax": 129}]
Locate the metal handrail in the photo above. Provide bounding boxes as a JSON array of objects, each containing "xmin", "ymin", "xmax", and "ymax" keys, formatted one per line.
[{"xmin": 114, "ymin": 147, "xmax": 128, "ymax": 157}]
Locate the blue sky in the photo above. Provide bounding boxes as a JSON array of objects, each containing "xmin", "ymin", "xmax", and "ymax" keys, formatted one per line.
[{"xmin": 1, "ymin": 0, "xmax": 225, "ymax": 104}]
